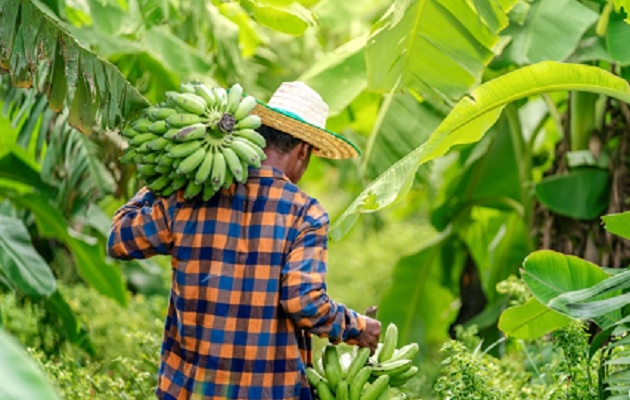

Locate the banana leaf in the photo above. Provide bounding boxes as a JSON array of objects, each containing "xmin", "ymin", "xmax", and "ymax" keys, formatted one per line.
[
  {"xmin": 0, "ymin": 0, "xmax": 149, "ymax": 134},
  {"xmin": 330, "ymin": 62, "xmax": 630, "ymax": 240}
]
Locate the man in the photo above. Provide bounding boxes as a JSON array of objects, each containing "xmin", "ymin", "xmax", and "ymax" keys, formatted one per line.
[{"xmin": 108, "ymin": 82, "xmax": 382, "ymax": 399}]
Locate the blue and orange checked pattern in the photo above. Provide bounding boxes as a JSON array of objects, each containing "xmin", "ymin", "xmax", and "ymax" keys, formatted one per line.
[{"xmin": 108, "ymin": 166, "xmax": 366, "ymax": 399}]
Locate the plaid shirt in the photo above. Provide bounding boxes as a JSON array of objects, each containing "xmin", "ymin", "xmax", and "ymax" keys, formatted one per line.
[{"xmin": 107, "ymin": 166, "xmax": 366, "ymax": 399}]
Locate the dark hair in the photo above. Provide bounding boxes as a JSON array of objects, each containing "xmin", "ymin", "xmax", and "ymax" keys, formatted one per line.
[{"xmin": 257, "ymin": 125, "xmax": 304, "ymax": 153}]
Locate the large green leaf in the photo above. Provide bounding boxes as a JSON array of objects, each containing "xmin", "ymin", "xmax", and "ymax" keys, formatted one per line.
[
  {"xmin": 378, "ymin": 229, "xmax": 462, "ymax": 346},
  {"xmin": 535, "ymin": 168, "xmax": 610, "ymax": 220},
  {"xmin": 0, "ymin": 0, "xmax": 149, "ymax": 133},
  {"xmin": 521, "ymin": 250, "xmax": 618, "ymax": 327},
  {"xmin": 330, "ymin": 62, "xmax": 630, "ymax": 240},
  {"xmin": 606, "ymin": 10, "xmax": 630, "ymax": 66},
  {"xmin": 0, "ymin": 215, "xmax": 56, "ymax": 297},
  {"xmin": 365, "ymin": 0, "xmax": 517, "ymax": 100},
  {"xmin": 602, "ymin": 211, "xmax": 630, "ymax": 240},
  {"xmin": 241, "ymin": 0, "xmax": 316, "ymax": 36},
  {"xmin": 0, "ymin": 329, "xmax": 61, "ymax": 400},
  {"xmin": 299, "ymin": 34, "xmax": 368, "ymax": 117},
  {"xmin": 1, "ymin": 189, "xmax": 127, "ymax": 306},
  {"xmin": 502, "ymin": 0, "xmax": 598, "ymax": 65},
  {"xmin": 361, "ymin": 92, "xmax": 443, "ymax": 181},
  {"xmin": 498, "ymin": 297, "xmax": 573, "ymax": 339}
]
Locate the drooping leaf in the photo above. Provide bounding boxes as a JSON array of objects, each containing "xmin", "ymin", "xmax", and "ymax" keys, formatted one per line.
[
  {"xmin": 241, "ymin": 0, "xmax": 316, "ymax": 36},
  {"xmin": 502, "ymin": 0, "xmax": 598, "ymax": 65},
  {"xmin": 0, "ymin": 0, "xmax": 149, "ymax": 133},
  {"xmin": 535, "ymin": 168, "xmax": 610, "ymax": 220},
  {"xmin": 0, "ymin": 329, "xmax": 62, "ymax": 400},
  {"xmin": 606, "ymin": 10, "xmax": 630, "ymax": 66},
  {"xmin": 299, "ymin": 34, "xmax": 368, "ymax": 117},
  {"xmin": 602, "ymin": 211, "xmax": 630, "ymax": 240},
  {"xmin": 498, "ymin": 297, "xmax": 573, "ymax": 339},
  {"xmin": 0, "ymin": 189, "xmax": 127, "ymax": 306},
  {"xmin": 366, "ymin": 0, "xmax": 517, "ymax": 100},
  {"xmin": 0, "ymin": 215, "xmax": 56, "ymax": 298},
  {"xmin": 330, "ymin": 62, "xmax": 630, "ymax": 240}
]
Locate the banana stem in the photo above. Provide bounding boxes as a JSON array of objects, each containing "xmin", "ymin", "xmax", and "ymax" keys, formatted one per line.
[{"xmin": 569, "ymin": 91, "xmax": 599, "ymax": 151}]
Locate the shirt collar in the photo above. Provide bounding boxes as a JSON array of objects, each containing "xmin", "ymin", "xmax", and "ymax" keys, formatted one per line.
[{"xmin": 247, "ymin": 165, "xmax": 291, "ymax": 182}]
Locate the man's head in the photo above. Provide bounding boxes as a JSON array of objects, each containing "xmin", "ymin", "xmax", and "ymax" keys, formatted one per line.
[
  {"xmin": 259, "ymin": 124, "xmax": 312, "ymax": 183},
  {"xmin": 251, "ymin": 82, "xmax": 360, "ymax": 182}
]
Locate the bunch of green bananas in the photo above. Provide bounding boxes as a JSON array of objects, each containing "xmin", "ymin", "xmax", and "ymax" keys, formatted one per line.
[
  {"xmin": 119, "ymin": 82, "xmax": 266, "ymax": 200},
  {"xmin": 307, "ymin": 323, "xmax": 419, "ymax": 400}
]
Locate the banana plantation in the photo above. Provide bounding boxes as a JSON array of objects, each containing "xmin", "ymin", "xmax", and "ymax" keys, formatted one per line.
[{"xmin": 3, "ymin": 0, "xmax": 630, "ymax": 398}]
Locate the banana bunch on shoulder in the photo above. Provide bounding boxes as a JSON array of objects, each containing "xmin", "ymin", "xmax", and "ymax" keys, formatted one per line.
[
  {"xmin": 307, "ymin": 323, "xmax": 419, "ymax": 400},
  {"xmin": 119, "ymin": 82, "xmax": 266, "ymax": 200}
]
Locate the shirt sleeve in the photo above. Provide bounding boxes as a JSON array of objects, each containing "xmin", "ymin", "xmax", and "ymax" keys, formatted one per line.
[
  {"xmin": 107, "ymin": 187, "xmax": 173, "ymax": 260},
  {"xmin": 280, "ymin": 205, "xmax": 366, "ymax": 344}
]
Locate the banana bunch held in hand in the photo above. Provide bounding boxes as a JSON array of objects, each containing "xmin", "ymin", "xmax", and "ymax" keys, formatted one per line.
[
  {"xmin": 119, "ymin": 82, "xmax": 266, "ymax": 200},
  {"xmin": 308, "ymin": 323, "xmax": 419, "ymax": 400}
]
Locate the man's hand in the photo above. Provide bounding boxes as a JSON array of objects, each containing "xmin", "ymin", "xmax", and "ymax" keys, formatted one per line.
[{"xmin": 356, "ymin": 317, "xmax": 381, "ymax": 355}]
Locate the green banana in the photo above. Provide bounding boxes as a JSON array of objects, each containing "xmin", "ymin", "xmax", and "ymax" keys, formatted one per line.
[
  {"xmin": 166, "ymin": 113, "xmax": 203, "ymax": 128},
  {"xmin": 389, "ymin": 366, "xmax": 418, "ymax": 387},
  {"xmin": 130, "ymin": 132, "xmax": 159, "ymax": 146},
  {"xmin": 138, "ymin": 164, "xmax": 157, "ymax": 176},
  {"xmin": 306, "ymin": 368, "xmax": 327, "ymax": 388},
  {"xmin": 177, "ymin": 147, "xmax": 206, "ymax": 175},
  {"xmin": 213, "ymin": 88, "xmax": 228, "ymax": 111},
  {"xmin": 168, "ymin": 140, "xmax": 203, "ymax": 158},
  {"xmin": 233, "ymin": 128, "xmax": 266, "ymax": 148},
  {"xmin": 119, "ymin": 150, "xmax": 137, "ymax": 164},
  {"xmin": 236, "ymin": 136, "xmax": 267, "ymax": 161},
  {"xmin": 149, "ymin": 120, "xmax": 168, "ymax": 134},
  {"xmin": 350, "ymin": 366, "xmax": 372, "ymax": 400},
  {"xmin": 233, "ymin": 96, "xmax": 257, "ymax": 121},
  {"xmin": 202, "ymin": 183, "xmax": 216, "ymax": 201},
  {"xmin": 346, "ymin": 347, "xmax": 371, "ymax": 382},
  {"xmin": 160, "ymin": 185, "xmax": 175, "ymax": 197},
  {"xmin": 359, "ymin": 375, "xmax": 389, "ymax": 400},
  {"xmin": 155, "ymin": 164, "xmax": 172, "ymax": 174},
  {"xmin": 159, "ymin": 155, "xmax": 175, "ymax": 167},
  {"xmin": 239, "ymin": 159, "xmax": 249, "ymax": 183},
  {"xmin": 227, "ymin": 83, "xmax": 243, "ymax": 114},
  {"xmin": 323, "ymin": 345, "xmax": 342, "ymax": 392},
  {"xmin": 210, "ymin": 151, "xmax": 227, "ymax": 189},
  {"xmin": 230, "ymin": 139, "xmax": 261, "ymax": 168},
  {"xmin": 389, "ymin": 343, "xmax": 419, "ymax": 363},
  {"xmin": 180, "ymin": 82, "xmax": 196, "ymax": 94},
  {"xmin": 194, "ymin": 84, "xmax": 217, "ymax": 108},
  {"xmin": 223, "ymin": 166, "xmax": 234, "ymax": 190},
  {"xmin": 194, "ymin": 150, "xmax": 214, "ymax": 184},
  {"xmin": 171, "ymin": 175, "xmax": 188, "ymax": 191},
  {"xmin": 316, "ymin": 381, "xmax": 335, "ymax": 400},
  {"xmin": 374, "ymin": 387, "xmax": 390, "ymax": 400},
  {"xmin": 147, "ymin": 107, "xmax": 176, "ymax": 120},
  {"xmin": 166, "ymin": 92, "xmax": 207, "ymax": 115},
  {"xmin": 148, "ymin": 175, "xmax": 170, "ymax": 191},
  {"xmin": 337, "ymin": 380, "xmax": 350, "ymax": 400},
  {"xmin": 136, "ymin": 142, "xmax": 152, "ymax": 154},
  {"xmin": 122, "ymin": 127, "xmax": 139, "ymax": 138},
  {"xmin": 175, "ymin": 124, "xmax": 207, "ymax": 141},
  {"xmin": 315, "ymin": 351, "xmax": 326, "ymax": 379},
  {"xmin": 184, "ymin": 180, "xmax": 203, "ymax": 199},
  {"xmin": 372, "ymin": 359, "xmax": 412, "ymax": 377},
  {"xmin": 148, "ymin": 137, "xmax": 171, "ymax": 151},
  {"xmin": 378, "ymin": 323, "xmax": 398, "ymax": 363},
  {"xmin": 132, "ymin": 118, "xmax": 152, "ymax": 132},
  {"xmin": 142, "ymin": 153, "xmax": 159, "ymax": 164},
  {"xmin": 235, "ymin": 114, "xmax": 262, "ymax": 130},
  {"xmin": 163, "ymin": 128, "xmax": 180, "ymax": 140},
  {"xmin": 222, "ymin": 147, "xmax": 243, "ymax": 183}
]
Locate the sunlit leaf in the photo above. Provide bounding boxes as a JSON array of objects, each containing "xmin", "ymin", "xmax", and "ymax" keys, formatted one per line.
[
  {"xmin": 498, "ymin": 298, "xmax": 573, "ymax": 339},
  {"xmin": 330, "ymin": 62, "xmax": 630, "ymax": 240},
  {"xmin": 602, "ymin": 211, "xmax": 630, "ymax": 240},
  {"xmin": 366, "ymin": 0, "xmax": 517, "ymax": 100},
  {"xmin": 241, "ymin": 0, "xmax": 316, "ymax": 36}
]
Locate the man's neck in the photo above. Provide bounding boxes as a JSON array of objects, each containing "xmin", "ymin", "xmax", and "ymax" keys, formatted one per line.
[{"xmin": 261, "ymin": 149, "xmax": 293, "ymax": 180}]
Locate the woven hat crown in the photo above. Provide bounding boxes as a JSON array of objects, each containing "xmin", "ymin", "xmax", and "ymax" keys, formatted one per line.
[{"xmin": 267, "ymin": 82, "xmax": 329, "ymax": 129}]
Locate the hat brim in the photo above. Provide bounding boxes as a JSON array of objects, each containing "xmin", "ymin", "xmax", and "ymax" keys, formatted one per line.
[{"xmin": 252, "ymin": 102, "xmax": 361, "ymax": 160}]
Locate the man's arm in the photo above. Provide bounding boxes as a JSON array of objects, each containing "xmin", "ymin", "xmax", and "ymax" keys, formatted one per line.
[
  {"xmin": 280, "ymin": 209, "xmax": 380, "ymax": 348},
  {"xmin": 107, "ymin": 187, "xmax": 173, "ymax": 260}
]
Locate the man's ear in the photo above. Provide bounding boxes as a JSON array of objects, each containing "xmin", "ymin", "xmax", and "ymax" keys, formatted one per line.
[{"xmin": 297, "ymin": 142, "xmax": 311, "ymax": 162}]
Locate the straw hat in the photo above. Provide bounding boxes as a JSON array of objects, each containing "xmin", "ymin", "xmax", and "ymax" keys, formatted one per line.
[{"xmin": 251, "ymin": 82, "xmax": 360, "ymax": 159}]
